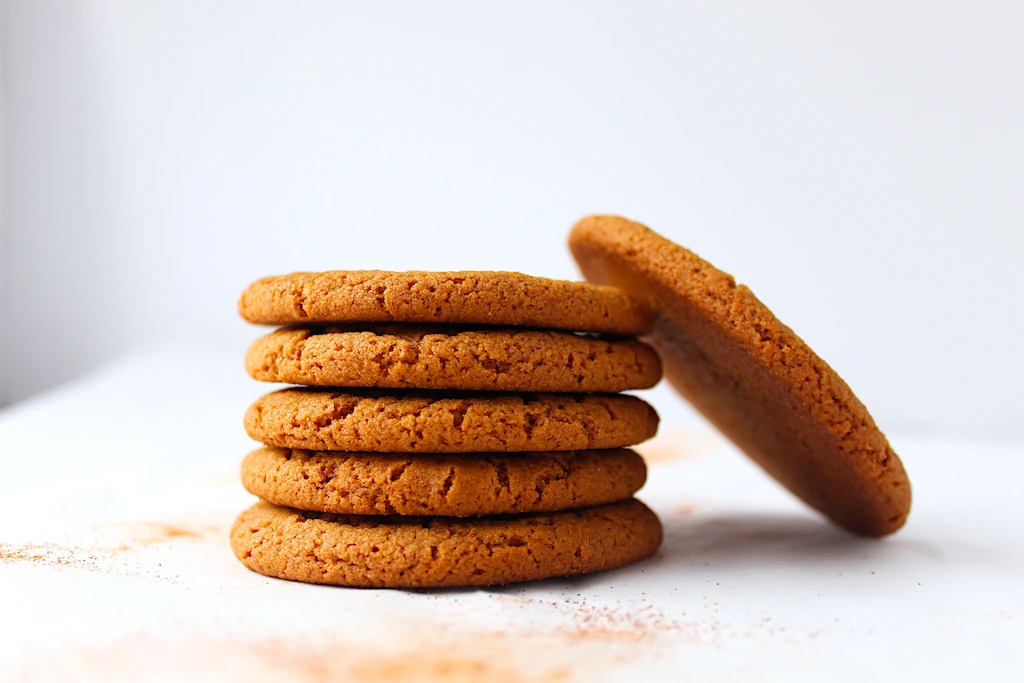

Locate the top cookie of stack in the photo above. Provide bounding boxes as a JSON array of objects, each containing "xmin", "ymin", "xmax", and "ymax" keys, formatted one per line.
[{"xmin": 231, "ymin": 271, "xmax": 664, "ymax": 588}]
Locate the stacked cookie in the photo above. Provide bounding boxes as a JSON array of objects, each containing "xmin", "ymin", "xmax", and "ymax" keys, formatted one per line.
[{"xmin": 230, "ymin": 271, "xmax": 665, "ymax": 588}]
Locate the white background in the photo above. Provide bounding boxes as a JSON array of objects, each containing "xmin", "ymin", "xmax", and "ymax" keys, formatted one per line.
[{"xmin": 2, "ymin": 1, "xmax": 1022, "ymax": 439}]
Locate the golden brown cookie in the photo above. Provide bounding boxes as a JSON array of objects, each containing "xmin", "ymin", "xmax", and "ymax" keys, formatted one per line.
[
  {"xmin": 240, "ymin": 447, "xmax": 647, "ymax": 516},
  {"xmin": 245, "ymin": 325, "xmax": 662, "ymax": 393},
  {"xmin": 230, "ymin": 498, "xmax": 662, "ymax": 587},
  {"xmin": 245, "ymin": 388, "xmax": 659, "ymax": 452},
  {"xmin": 569, "ymin": 215, "xmax": 911, "ymax": 537},
  {"xmin": 238, "ymin": 270, "xmax": 654, "ymax": 334}
]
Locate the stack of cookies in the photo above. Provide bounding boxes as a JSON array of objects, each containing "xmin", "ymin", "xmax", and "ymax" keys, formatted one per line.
[{"xmin": 230, "ymin": 271, "xmax": 665, "ymax": 588}]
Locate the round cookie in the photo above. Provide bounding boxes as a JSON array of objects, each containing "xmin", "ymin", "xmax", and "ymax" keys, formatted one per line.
[
  {"xmin": 245, "ymin": 388, "xmax": 659, "ymax": 452},
  {"xmin": 238, "ymin": 270, "xmax": 654, "ymax": 335},
  {"xmin": 569, "ymin": 215, "xmax": 911, "ymax": 537},
  {"xmin": 230, "ymin": 499, "xmax": 662, "ymax": 588},
  {"xmin": 245, "ymin": 325, "xmax": 662, "ymax": 393},
  {"xmin": 240, "ymin": 447, "xmax": 648, "ymax": 516}
]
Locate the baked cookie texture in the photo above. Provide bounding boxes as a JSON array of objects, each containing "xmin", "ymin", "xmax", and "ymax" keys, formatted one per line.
[
  {"xmin": 245, "ymin": 388, "xmax": 659, "ymax": 452},
  {"xmin": 241, "ymin": 447, "xmax": 647, "ymax": 516},
  {"xmin": 230, "ymin": 499, "xmax": 662, "ymax": 588},
  {"xmin": 238, "ymin": 270, "xmax": 654, "ymax": 335},
  {"xmin": 234, "ymin": 267, "xmax": 666, "ymax": 587},
  {"xmin": 569, "ymin": 215, "xmax": 911, "ymax": 537},
  {"xmin": 245, "ymin": 325, "xmax": 662, "ymax": 393}
]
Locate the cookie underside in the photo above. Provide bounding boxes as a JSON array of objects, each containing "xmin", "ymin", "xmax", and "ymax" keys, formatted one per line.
[{"xmin": 569, "ymin": 215, "xmax": 911, "ymax": 536}]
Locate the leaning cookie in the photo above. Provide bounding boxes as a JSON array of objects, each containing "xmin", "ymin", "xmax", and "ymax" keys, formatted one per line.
[
  {"xmin": 245, "ymin": 325, "xmax": 662, "ymax": 393},
  {"xmin": 230, "ymin": 499, "xmax": 662, "ymax": 588},
  {"xmin": 238, "ymin": 270, "xmax": 654, "ymax": 335},
  {"xmin": 245, "ymin": 388, "xmax": 658, "ymax": 452},
  {"xmin": 570, "ymin": 215, "xmax": 911, "ymax": 536},
  {"xmin": 241, "ymin": 447, "xmax": 647, "ymax": 516}
]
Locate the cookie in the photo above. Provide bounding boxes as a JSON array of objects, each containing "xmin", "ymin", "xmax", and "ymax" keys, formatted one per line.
[
  {"xmin": 230, "ymin": 498, "xmax": 662, "ymax": 587},
  {"xmin": 569, "ymin": 216, "xmax": 911, "ymax": 537},
  {"xmin": 245, "ymin": 325, "xmax": 662, "ymax": 393},
  {"xmin": 240, "ymin": 447, "xmax": 648, "ymax": 516},
  {"xmin": 238, "ymin": 270, "xmax": 654, "ymax": 335},
  {"xmin": 245, "ymin": 388, "xmax": 659, "ymax": 453}
]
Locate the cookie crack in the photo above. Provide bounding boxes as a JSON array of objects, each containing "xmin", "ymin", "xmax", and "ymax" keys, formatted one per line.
[{"xmin": 440, "ymin": 467, "xmax": 456, "ymax": 500}]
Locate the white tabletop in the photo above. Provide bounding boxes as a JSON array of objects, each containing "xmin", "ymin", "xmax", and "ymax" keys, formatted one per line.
[{"xmin": 1, "ymin": 347, "xmax": 1020, "ymax": 682}]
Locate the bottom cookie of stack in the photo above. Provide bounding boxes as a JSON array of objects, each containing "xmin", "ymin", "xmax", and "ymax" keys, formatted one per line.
[{"xmin": 230, "ymin": 498, "xmax": 663, "ymax": 588}]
